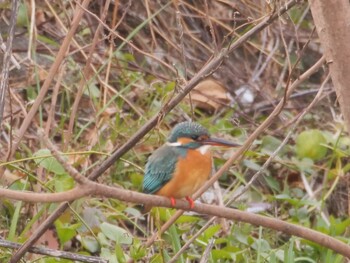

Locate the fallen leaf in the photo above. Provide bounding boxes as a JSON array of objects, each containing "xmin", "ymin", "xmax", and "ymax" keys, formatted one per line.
[{"xmin": 184, "ymin": 79, "xmax": 233, "ymax": 112}]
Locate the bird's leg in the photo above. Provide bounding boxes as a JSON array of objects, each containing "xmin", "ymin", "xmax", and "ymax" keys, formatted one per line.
[
  {"xmin": 170, "ymin": 197, "xmax": 176, "ymax": 207},
  {"xmin": 185, "ymin": 196, "xmax": 195, "ymax": 209}
]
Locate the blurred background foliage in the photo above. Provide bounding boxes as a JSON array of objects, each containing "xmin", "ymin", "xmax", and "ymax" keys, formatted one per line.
[{"xmin": 0, "ymin": 0, "xmax": 349, "ymax": 262}]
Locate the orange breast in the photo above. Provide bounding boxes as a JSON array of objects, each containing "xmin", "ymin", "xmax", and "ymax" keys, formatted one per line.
[{"xmin": 156, "ymin": 149, "xmax": 212, "ymax": 198}]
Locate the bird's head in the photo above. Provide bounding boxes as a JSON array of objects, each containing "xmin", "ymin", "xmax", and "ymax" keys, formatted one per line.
[{"xmin": 167, "ymin": 121, "xmax": 240, "ymax": 153}]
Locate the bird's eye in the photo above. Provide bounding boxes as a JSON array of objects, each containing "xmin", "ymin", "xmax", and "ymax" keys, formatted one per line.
[{"xmin": 191, "ymin": 135, "xmax": 199, "ymax": 140}]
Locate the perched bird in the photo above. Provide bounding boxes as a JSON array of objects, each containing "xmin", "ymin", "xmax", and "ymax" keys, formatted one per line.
[{"xmin": 142, "ymin": 121, "xmax": 240, "ymax": 211}]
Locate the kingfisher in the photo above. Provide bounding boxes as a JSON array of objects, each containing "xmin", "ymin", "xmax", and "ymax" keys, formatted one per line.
[{"xmin": 142, "ymin": 121, "xmax": 240, "ymax": 211}]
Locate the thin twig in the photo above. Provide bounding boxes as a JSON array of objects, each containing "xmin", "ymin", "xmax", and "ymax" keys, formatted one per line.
[
  {"xmin": 27, "ymin": 0, "xmax": 36, "ymax": 60},
  {"xmin": 65, "ymin": 0, "xmax": 111, "ymax": 149},
  {"xmin": 0, "ymin": 239, "xmax": 107, "ymax": 263},
  {"xmin": 0, "ymin": 35, "xmax": 20, "ymax": 69},
  {"xmin": 199, "ymin": 239, "xmax": 215, "ymax": 263},
  {"xmin": 39, "ymin": 129, "xmax": 90, "ymax": 185},
  {"xmin": 0, "ymin": 0, "xmax": 20, "ymax": 129},
  {"xmin": 168, "ymin": 218, "xmax": 216, "ymax": 263},
  {"xmin": 76, "ymin": 1, "xmax": 176, "ymax": 74}
]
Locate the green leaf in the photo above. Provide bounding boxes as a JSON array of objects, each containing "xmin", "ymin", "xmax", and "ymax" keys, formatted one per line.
[
  {"xmin": 275, "ymin": 194, "xmax": 318, "ymax": 207},
  {"xmin": 330, "ymin": 217, "xmax": 350, "ymax": 235},
  {"xmin": 296, "ymin": 130, "xmax": 327, "ymax": 161},
  {"xmin": 123, "ymin": 53, "xmax": 136, "ymax": 62},
  {"xmin": 167, "ymin": 210, "xmax": 183, "ymax": 262},
  {"xmin": 212, "ymin": 249, "xmax": 235, "ymax": 260},
  {"xmin": 26, "ymin": 86, "xmax": 37, "ymax": 101},
  {"xmin": 54, "ymin": 220, "xmax": 80, "ymax": 245},
  {"xmin": 252, "ymin": 239, "xmax": 271, "ymax": 252},
  {"xmin": 100, "ymin": 222, "xmax": 133, "ymax": 244},
  {"xmin": 8, "ymin": 201, "xmax": 22, "ymax": 241},
  {"xmin": 243, "ymin": 159, "xmax": 262, "ymax": 171},
  {"xmin": 289, "ymin": 207, "xmax": 309, "ymax": 221},
  {"xmin": 151, "ymin": 207, "xmax": 175, "ymax": 222},
  {"xmin": 124, "ymin": 207, "xmax": 142, "ymax": 218},
  {"xmin": 273, "ymin": 249, "xmax": 285, "ymax": 261},
  {"xmin": 55, "ymin": 174, "xmax": 75, "ymax": 192},
  {"xmin": 37, "ymin": 34, "xmax": 61, "ymax": 47},
  {"xmin": 84, "ymin": 81, "xmax": 101, "ymax": 98},
  {"xmin": 115, "ymin": 244, "xmax": 126, "ymax": 263},
  {"xmin": 79, "ymin": 207, "xmax": 106, "ymax": 233},
  {"xmin": 294, "ymin": 157, "xmax": 314, "ymax": 173},
  {"xmin": 8, "ymin": 180, "xmax": 29, "ymax": 191},
  {"xmin": 33, "ymin": 149, "xmax": 66, "ymax": 175},
  {"xmin": 130, "ymin": 238, "xmax": 147, "ymax": 260},
  {"xmin": 150, "ymin": 254, "xmax": 163, "ymax": 263},
  {"xmin": 269, "ymin": 251, "xmax": 277, "ymax": 263},
  {"xmin": 234, "ymin": 225, "xmax": 251, "ymax": 245},
  {"xmin": 261, "ymin": 135, "xmax": 288, "ymax": 155},
  {"xmin": 81, "ymin": 236, "xmax": 100, "ymax": 253},
  {"xmin": 97, "ymin": 232, "xmax": 110, "ymax": 247},
  {"xmin": 264, "ymin": 175, "xmax": 280, "ymax": 192},
  {"xmin": 284, "ymin": 237, "xmax": 295, "ymax": 263},
  {"xmin": 101, "ymin": 247, "xmax": 118, "ymax": 263},
  {"xmin": 130, "ymin": 172, "xmax": 143, "ymax": 190},
  {"xmin": 175, "ymin": 214, "xmax": 200, "ymax": 224},
  {"xmin": 197, "ymin": 225, "xmax": 221, "ymax": 244},
  {"xmin": 162, "ymin": 249, "xmax": 171, "ymax": 262},
  {"xmin": 17, "ymin": 3, "xmax": 28, "ymax": 27}
]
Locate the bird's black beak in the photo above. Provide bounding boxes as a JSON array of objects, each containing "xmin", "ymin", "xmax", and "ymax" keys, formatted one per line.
[{"xmin": 200, "ymin": 137, "xmax": 241, "ymax": 147}]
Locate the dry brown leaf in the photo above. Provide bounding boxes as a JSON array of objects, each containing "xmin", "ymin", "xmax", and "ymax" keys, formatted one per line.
[
  {"xmin": 184, "ymin": 79, "xmax": 233, "ymax": 112},
  {"xmin": 101, "ymin": 106, "xmax": 118, "ymax": 117},
  {"xmin": 287, "ymin": 171, "xmax": 305, "ymax": 189},
  {"xmin": 29, "ymin": 67, "xmax": 49, "ymax": 84},
  {"xmin": 0, "ymin": 169, "xmax": 23, "ymax": 186},
  {"xmin": 33, "ymin": 229, "xmax": 59, "ymax": 250},
  {"xmin": 84, "ymin": 126, "xmax": 99, "ymax": 148},
  {"xmin": 35, "ymin": 10, "xmax": 46, "ymax": 26}
]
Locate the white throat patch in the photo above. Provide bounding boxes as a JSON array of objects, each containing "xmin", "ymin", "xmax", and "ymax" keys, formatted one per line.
[{"xmin": 197, "ymin": 145, "xmax": 211, "ymax": 155}]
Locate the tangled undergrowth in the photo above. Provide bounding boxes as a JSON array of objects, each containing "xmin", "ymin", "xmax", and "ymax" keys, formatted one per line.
[{"xmin": 1, "ymin": 0, "xmax": 349, "ymax": 262}]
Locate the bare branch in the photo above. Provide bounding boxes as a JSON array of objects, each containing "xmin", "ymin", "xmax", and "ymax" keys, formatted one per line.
[
  {"xmin": 1, "ymin": 182, "xmax": 350, "ymax": 258},
  {"xmin": 0, "ymin": 187, "xmax": 90, "ymax": 202},
  {"xmin": 0, "ymin": 239, "xmax": 106, "ymax": 263}
]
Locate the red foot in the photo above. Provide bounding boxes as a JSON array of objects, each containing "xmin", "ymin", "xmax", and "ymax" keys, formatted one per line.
[
  {"xmin": 186, "ymin": 196, "xmax": 195, "ymax": 209},
  {"xmin": 170, "ymin": 197, "xmax": 176, "ymax": 206}
]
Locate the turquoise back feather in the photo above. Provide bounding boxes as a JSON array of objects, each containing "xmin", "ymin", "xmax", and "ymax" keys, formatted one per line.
[{"xmin": 143, "ymin": 144, "xmax": 186, "ymax": 194}]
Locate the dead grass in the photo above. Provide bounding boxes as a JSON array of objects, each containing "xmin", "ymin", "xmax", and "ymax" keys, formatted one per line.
[{"xmin": 0, "ymin": 1, "xmax": 345, "ymax": 262}]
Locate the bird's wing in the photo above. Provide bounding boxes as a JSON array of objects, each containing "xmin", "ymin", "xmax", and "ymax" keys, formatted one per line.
[{"xmin": 143, "ymin": 145, "xmax": 183, "ymax": 194}]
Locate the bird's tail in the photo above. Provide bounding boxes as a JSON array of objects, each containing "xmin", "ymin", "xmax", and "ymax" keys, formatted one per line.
[
  {"xmin": 135, "ymin": 204, "xmax": 152, "ymax": 214},
  {"xmin": 141, "ymin": 204, "xmax": 152, "ymax": 214}
]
